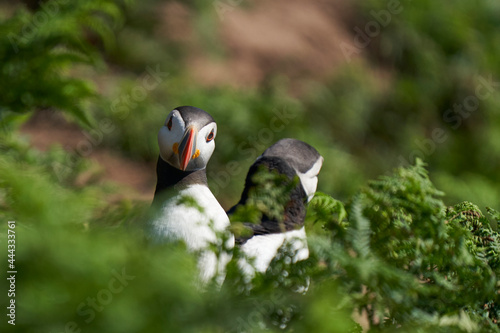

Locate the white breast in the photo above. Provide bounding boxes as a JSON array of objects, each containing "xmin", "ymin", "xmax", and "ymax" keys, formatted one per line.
[
  {"xmin": 148, "ymin": 184, "xmax": 234, "ymax": 282},
  {"xmin": 239, "ymin": 227, "xmax": 309, "ymax": 277}
]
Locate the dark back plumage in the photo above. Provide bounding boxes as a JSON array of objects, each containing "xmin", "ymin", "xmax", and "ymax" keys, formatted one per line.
[{"xmin": 228, "ymin": 156, "xmax": 307, "ymax": 245}]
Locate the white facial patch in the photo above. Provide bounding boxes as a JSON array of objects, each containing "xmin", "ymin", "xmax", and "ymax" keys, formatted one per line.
[
  {"xmin": 158, "ymin": 109, "xmax": 186, "ymax": 166},
  {"xmin": 297, "ymin": 156, "xmax": 323, "ymax": 202},
  {"xmin": 187, "ymin": 122, "xmax": 217, "ymax": 171},
  {"xmin": 157, "ymin": 109, "xmax": 217, "ymax": 171}
]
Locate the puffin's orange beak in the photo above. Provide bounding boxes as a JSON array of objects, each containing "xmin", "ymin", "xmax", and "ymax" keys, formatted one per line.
[{"xmin": 178, "ymin": 127, "xmax": 197, "ymax": 171}]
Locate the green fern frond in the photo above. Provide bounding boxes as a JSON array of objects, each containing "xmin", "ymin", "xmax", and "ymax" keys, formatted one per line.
[
  {"xmin": 0, "ymin": 0, "xmax": 129, "ymax": 128},
  {"xmin": 348, "ymin": 194, "xmax": 372, "ymax": 259},
  {"xmin": 307, "ymin": 192, "xmax": 348, "ymax": 228}
]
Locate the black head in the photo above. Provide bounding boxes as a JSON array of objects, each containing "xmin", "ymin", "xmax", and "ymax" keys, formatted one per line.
[
  {"xmin": 158, "ymin": 106, "xmax": 218, "ymax": 172},
  {"xmin": 175, "ymin": 106, "xmax": 215, "ymax": 128},
  {"xmin": 262, "ymin": 138, "xmax": 323, "ymax": 201},
  {"xmin": 262, "ymin": 138, "xmax": 322, "ymax": 173}
]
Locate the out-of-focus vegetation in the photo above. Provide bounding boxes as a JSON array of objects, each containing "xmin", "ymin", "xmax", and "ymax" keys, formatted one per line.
[
  {"xmin": 1, "ymin": 0, "xmax": 500, "ymax": 332},
  {"xmin": 89, "ymin": 0, "xmax": 500, "ymax": 208}
]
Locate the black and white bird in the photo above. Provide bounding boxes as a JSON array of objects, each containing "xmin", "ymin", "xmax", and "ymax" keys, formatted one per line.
[
  {"xmin": 228, "ymin": 138, "xmax": 323, "ymax": 275},
  {"xmin": 148, "ymin": 106, "xmax": 234, "ymax": 282}
]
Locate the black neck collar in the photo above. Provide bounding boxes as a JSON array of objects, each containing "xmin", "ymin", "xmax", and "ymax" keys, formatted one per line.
[{"xmin": 153, "ymin": 156, "xmax": 208, "ymax": 204}]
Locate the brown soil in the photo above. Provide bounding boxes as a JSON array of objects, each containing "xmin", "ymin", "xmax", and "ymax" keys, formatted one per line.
[
  {"xmin": 160, "ymin": 0, "xmax": 357, "ymax": 88},
  {"xmin": 20, "ymin": 111, "xmax": 155, "ymax": 201}
]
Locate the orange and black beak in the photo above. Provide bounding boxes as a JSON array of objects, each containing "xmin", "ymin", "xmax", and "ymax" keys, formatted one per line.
[{"xmin": 178, "ymin": 126, "xmax": 198, "ymax": 171}]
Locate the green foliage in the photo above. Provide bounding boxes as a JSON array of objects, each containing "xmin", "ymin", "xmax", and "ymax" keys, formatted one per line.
[
  {"xmin": 361, "ymin": 0, "xmax": 500, "ymax": 207},
  {"xmin": 447, "ymin": 203, "xmax": 500, "ymax": 273},
  {"xmin": 306, "ymin": 192, "xmax": 348, "ymax": 238},
  {"xmin": 304, "ymin": 160, "xmax": 500, "ymax": 331},
  {"xmin": 0, "ymin": 0, "xmax": 129, "ymax": 128}
]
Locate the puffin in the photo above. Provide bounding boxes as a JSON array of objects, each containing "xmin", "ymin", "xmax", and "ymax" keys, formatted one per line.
[
  {"xmin": 148, "ymin": 106, "xmax": 234, "ymax": 283},
  {"xmin": 228, "ymin": 138, "xmax": 323, "ymax": 276}
]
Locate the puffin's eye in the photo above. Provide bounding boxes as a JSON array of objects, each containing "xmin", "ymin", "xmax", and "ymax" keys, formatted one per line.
[
  {"xmin": 167, "ymin": 117, "xmax": 173, "ymax": 130},
  {"xmin": 206, "ymin": 130, "xmax": 215, "ymax": 142}
]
